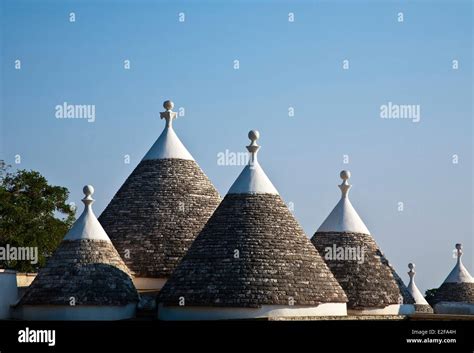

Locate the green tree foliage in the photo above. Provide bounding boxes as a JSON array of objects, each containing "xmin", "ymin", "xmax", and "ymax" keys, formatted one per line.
[
  {"xmin": 424, "ymin": 288, "xmax": 438, "ymax": 307},
  {"xmin": 0, "ymin": 161, "xmax": 75, "ymax": 272}
]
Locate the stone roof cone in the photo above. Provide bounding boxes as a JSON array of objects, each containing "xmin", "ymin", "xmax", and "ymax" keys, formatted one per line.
[
  {"xmin": 158, "ymin": 131, "xmax": 348, "ymax": 320},
  {"xmin": 18, "ymin": 186, "xmax": 139, "ymax": 320},
  {"xmin": 98, "ymin": 100, "xmax": 221, "ymax": 290},
  {"xmin": 432, "ymin": 243, "xmax": 474, "ymax": 314},
  {"xmin": 406, "ymin": 263, "xmax": 433, "ymax": 313},
  {"xmin": 311, "ymin": 171, "xmax": 415, "ymax": 315}
]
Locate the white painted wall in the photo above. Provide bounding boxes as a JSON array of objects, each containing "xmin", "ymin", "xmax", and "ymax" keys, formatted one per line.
[
  {"xmin": 348, "ymin": 304, "xmax": 415, "ymax": 316},
  {"xmin": 133, "ymin": 277, "xmax": 167, "ymax": 291},
  {"xmin": 17, "ymin": 303, "xmax": 137, "ymax": 321},
  {"xmin": 0, "ymin": 270, "xmax": 18, "ymax": 319},
  {"xmin": 158, "ymin": 303, "xmax": 347, "ymax": 320},
  {"xmin": 434, "ymin": 302, "xmax": 474, "ymax": 315},
  {"xmin": 16, "ymin": 273, "xmax": 36, "ymax": 287}
]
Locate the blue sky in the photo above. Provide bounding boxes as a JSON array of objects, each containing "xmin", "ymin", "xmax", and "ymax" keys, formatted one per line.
[{"xmin": 1, "ymin": 0, "xmax": 472, "ymax": 293}]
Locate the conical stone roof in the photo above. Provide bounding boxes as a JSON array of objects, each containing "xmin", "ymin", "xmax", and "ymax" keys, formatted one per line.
[
  {"xmin": 19, "ymin": 185, "xmax": 138, "ymax": 307},
  {"xmin": 406, "ymin": 263, "xmax": 433, "ymax": 313},
  {"xmin": 158, "ymin": 131, "xmax": 347, "ymax": 320},
  {"xmin": 98, "ymin": 100, "xmax": 221, "ymax": 279},
  {"xmin": 311, "ymin": 171, "xmax": 414, "ymax": 313},
  {"xmin": 432, "ymin": 244, "xmax": 474, "ymax": 306}
]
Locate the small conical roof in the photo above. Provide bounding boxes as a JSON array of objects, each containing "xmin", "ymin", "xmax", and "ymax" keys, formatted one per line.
[
  {"xmin": 443, "ymin": 244, "xmax": 474, "ymax": 284},
  {"xmin": 19, "ymin": 186, "xmax": 138, "ymax": 306},
  {"xmin": 317, "ymin": 171, "xmax": 370, "ymax": 234},
  {"xmin": 99, "ymin": 100, "xmax": 221, "ymax": 279},
  {"xmin": 311, "ymin": 171, "xmax": 414, "ymax": 311},
  {"xmin": 159, "ymin": 131, "xmax": 347, "ymax": 314},
  {"xmin": 407, "ymin": 263, "xmax": 429, "ymax": 305},
  {"xmin": 432, "ymin": 244, "xmax": 474, "ymax": 305},
  {"xmin": 63, "ymin": 185, "xmax": 109, "ymax": 241}
]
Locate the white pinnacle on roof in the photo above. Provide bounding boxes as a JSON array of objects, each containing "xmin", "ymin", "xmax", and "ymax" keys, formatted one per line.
[
  {"xmin": 63, "ymin": 185, "xmax": 111, "ymax": 242},
  {"xmin": 317, "ymin": 170, "xmax": 370, "ymax": 234},
  {"xmin": 228, "ymin": 130, "xmax": 278, "ymax": 195},
  {"xmin": 407, "ymin": 263, "xmax": 429, "ymax": 305},
  {"xmin": 443, "ymin": 244, "xmax": 474, "ymax": 284},
  {"xmin": 142, "ymin": 100, "xmax": 194, "ymax": 161}
]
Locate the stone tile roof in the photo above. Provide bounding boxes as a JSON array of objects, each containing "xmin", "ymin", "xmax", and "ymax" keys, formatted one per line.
[
  {"xmin": 19, "ymin": 239, "xmax": 138, "ymax": 306},
  {"xmin": 159, "ymin": 194, "xmax": 348, "ymax": 308},
  {"xmin": 311, "ymin": 232, "xmax": 414, "ymax": 309},
  {"xmin": 432, "ymin": 282, "xmax": 474, "ymax": 304},
  {"xmin": 99, "ymin": 159, "xmax": 221, "ymax": 278},
  {"xmin": 414, "ymin": 304, "xmax": 433, "ymax": 313}
]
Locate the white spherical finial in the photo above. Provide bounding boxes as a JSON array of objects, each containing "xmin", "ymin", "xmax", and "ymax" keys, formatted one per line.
[
  {"xmin": 163, "ymin": 100, "xmax": 174, "ymax": 111},
  {"xmin": 83, "ymin": 185, "xmax": 94, "ymax": 197},
  {"xmin": 455, "ymin": 243, "xmax": 463, "ymax": 258},
  {"xmin": 248, "ymin": 130, "xmax": 260, "ymax": 143},
  {"xmin": 246, "ymin": 130, "xmax": 261, "ymax": 162},
  {"xmin": 408, "ymin": 263, "xmax": 415, "ymax": 270},
  {"xmin": 340, "ymin": 170, "xmax": 351, "ymax": 181}
]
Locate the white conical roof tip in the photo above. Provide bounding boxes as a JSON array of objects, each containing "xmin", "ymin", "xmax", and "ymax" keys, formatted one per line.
[
  {"xmin": 406, "ymin": 262, "xmax": 429, "ymax": 305},
  {"xmin": 227, "ymin": 130, "xmax": 278, "ymax": 195},
  {"xmin": 142, "ymin": 99, "xmax": 194, "ymax": 161},
  {"xmin": 316, "ymin": 170, "xmax": 371, "ymax": 234},
  {"xmin": 63, "ymin": 185, "xmax": 111, "ymax": 242},
  {"xmin": 443, "ymin": 242, "xmax": 474, "ymax": 283}
]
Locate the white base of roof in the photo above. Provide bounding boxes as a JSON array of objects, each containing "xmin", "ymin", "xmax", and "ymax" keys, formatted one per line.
[
  {"xmin": 434, "ymin": 302, "xmax": 474, "ymax": 315},
  {"xmin": 0, "ymin": 271, "xmax": 18, "ymax": 319},
  {"xmin": 132, "ymin": 277, "xmax": 167, "ymax": 291},
  {"xmin": 348, "ymin": 304, "xmax": 415, "ymax": 316},
  {"xmin": 158, "ymin": 303, "xmax": 347, "ymax": 320},
  {"xmin": 16, "ymin": 303, "xmax": 137, "ymax": 321}
]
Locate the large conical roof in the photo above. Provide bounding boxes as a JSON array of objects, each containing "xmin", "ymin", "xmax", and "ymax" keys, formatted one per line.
[
  {"xmin": 158, "ymin": 131, "xmax": 347, "ymax": 316},
  {"xmin": 19, "ymin": 185, "xmax": 138, "ymax": 307},
  {"xmin": 311, "ymin": 171, "xmax": 414, "ymax": 311},
  {"xmin": 432, "ymin": 244, "xmax": 474, "ymax": 305},
  {"xmin": 98, "ymin": 101, "xmax": 221, "ymax": 279}
]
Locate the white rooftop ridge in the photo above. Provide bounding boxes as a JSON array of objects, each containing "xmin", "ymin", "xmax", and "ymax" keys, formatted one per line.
[
  {"xmin": 316, "ymin": 170, "xmax": 371, "ymax": 235},
  {"xmin": 407, "ymin": 263, "xmax": 429, "ymax": 305},
  {"xmin": 227, "ymin": 130, "xmax": 279, "ymax": 195},
  {"xmin": 443, "ymin": 244, "xmax": 474, "ymax": 284},
  {"xmin": 142, "ymin": 100, "xmax": 194, "ymax": 161},
  {"xmin": 63, "ymin": 185, "xmax": 111, "ymax": 242}
]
